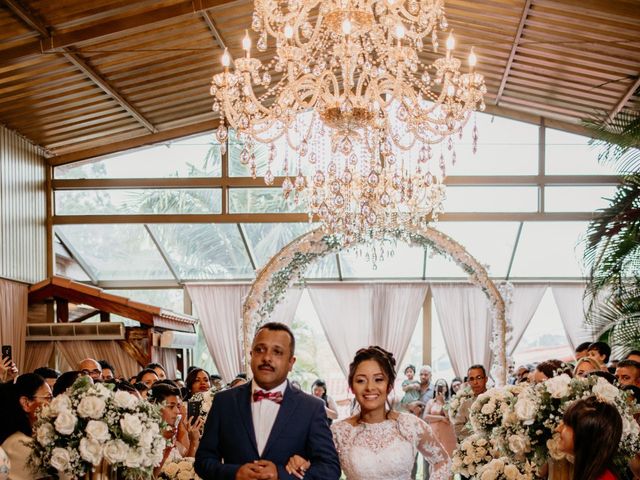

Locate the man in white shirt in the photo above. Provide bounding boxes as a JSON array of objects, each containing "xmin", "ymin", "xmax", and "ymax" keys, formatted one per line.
[{"xmin": 195, "ymin": 322, "xmax": 340, "ymax": 480}]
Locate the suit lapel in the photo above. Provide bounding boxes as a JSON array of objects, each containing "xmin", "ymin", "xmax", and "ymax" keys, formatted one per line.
[
  {"xmin": 237, "ymin": 382, "xmax": 259, "ymax": 455},
  {"xmin": 262, "ymin": 383, "xmax": 300, "ymax": 457}
]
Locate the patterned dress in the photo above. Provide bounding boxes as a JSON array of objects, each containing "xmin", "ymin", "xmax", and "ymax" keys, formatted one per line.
[{"xmin": 331, "ymin": 412, "xmax": 451, "ymax": 480}]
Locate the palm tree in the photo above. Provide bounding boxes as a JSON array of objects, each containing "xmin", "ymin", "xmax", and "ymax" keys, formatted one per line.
[{"xmin": 583, "ymin": 110, "xmax": 640, "ymax": 357}]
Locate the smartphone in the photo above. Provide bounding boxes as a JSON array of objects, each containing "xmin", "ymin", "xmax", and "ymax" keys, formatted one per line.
[
  {"xmin": 1, "ymin": 345, "xmax": 11, "ymax": 361},
  {"xmin": 188, "ymin": 400, "xmax": 201, "ymax": 419}
]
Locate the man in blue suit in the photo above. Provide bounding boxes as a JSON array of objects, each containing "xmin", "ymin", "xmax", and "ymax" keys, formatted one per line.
[{"xmin": 195, "ymin": 322, "xmax": 341, "ymax": 480}]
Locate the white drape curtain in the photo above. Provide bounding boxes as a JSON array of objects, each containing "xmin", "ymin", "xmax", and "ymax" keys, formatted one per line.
[
  {"xmin": 431, "ymin": 283, "xmax": 493, "ymax": 378},
  {"xmin": 507, "ymin": 284, "xmax": 548, "ymax": 355},
  {"xmin": 23, "ymin": 342, "xmax": 54, "ymax": 373},
  {"xmin": 56, "ymin": 341, "xmax": 140, "ymax": 379},
  {"xmin": 551, "ymin": 284, "xmax": 597, "ymax": 351},
  {"xmin": 152, "ymin": 347, "xmax": 178, "ymax": 379},
  {"xmin": 308, "ymin": 283, "xmax": 427, "ymax": 376},
  {"xmin": 186, "ymin": 284, "xmax": 250, "ymax": 384},
  {"xmin": 0, "ymin": 278, "xmax": 28, "ymax": 371},
  {"xmin": 268, "ymin": 287, "xmax": 303, "ymax": 325}
]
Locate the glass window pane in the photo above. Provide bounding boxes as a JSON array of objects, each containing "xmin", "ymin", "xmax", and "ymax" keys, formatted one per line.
[
  {"xmin": 450, "ymin": 113, "xmax": 539, "ymax": 175},
  {"xmin": 55, "ymin": 225, "xmax": 174, "ymax": 280},
  {"xmin": 148, "ymin": 224, "xmax": 254, "ymax": 280},
  {"xmin": 55, "ymin": 189, "xmax": 221, "ymax": 215},
  {"xmin": 424, "ymin": 222, "xmax": 520, "ymax": 278},
  {"xmin": 54, "ymin": 133, "xmax": 221, "ymax": 179},
  {"xmin": 54, "ymin": 236, "xmax": 90, "ymax": 281},
  {"xmin": 304, "ymin": 254, "xmax": 339, "ymax": 279},
  {"xmin": 229, "ymin": 189, "xmax": 305, "ymax": 213},
  {"xmin": 340, "ymin": 242, "xmax": 424, "ymax": 278},
  {"xmin": 545, "ymin": 129, "xmax": 617, "ymax": 175},
  {"xmin": 104, "ymin": 289, "xmax": 184, "ymax": 313},
  {"xmin": 509, "ymin": 222, "xmax": 588, "ymax": 277},
  {"xmin": 545, "ymin": 186, "xmax": 617, "ymax": 212},
  {"xmin": 445, "ymin": 186, "xmax": 538, "ymax": 212},
  {"xmin": 242, "ymin": 223, "xmax": 316, "ymax": 269}
]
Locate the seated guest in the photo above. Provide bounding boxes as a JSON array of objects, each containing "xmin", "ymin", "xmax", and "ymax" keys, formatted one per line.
[
  {"xmin": 575, "ymin": 341, "xmax": 592, "ymax": 360},
  {"xmin": 185, "ymin": 368, "xmax": 211, "ymax": 399},
  {"xmin": 532, "ymin": 359, "xmax": 572, "ymax": 383},
  {"xmin": 626, "ymin": 350, "xmax": 640, "ymax": 363},
  {"xmin": 574, "ymin": 357, "xmax": 601, "ymax": 378},
  {"xmin": 99, "ymin": 360, "xmax": 115, "ymax": 381},
  {"xmin": 33, "ymin": 367, "xmax": 60, "ymax": 389},
  {"xmin": 0, "ymin": 374, "xmax": 52, "ymax": 480},
  {"xmin": 557, "ymin": 396, "xmax": 622, "ymax": 480},
  {"xmin": 145, "ymin": 362, "xmax": 167, "ymax": 381},
  {"xmin": 588, "ymin": 342, "xmax": 611, "ymax": 369},
  {"xmin": 615, "ymin": 360, "xmax": 640, "ymax": 387},
  {"xmin": 53, "ymin": 371, "xmax": 82, "ymax": 397},
  {"xmin": 136, "ymin": 368, "xmax": 159, "ymax": 388},
  {"xmin": 78, "ymin": 358, "xmax": 103, "ymax": 381}
]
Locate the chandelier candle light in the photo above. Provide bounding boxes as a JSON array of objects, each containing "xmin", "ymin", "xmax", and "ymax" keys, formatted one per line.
[{"xmin": 210, "ymin": 0, "xmax": 486, "ymax": 245}]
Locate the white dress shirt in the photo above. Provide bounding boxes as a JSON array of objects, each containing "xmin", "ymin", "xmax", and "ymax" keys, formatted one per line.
[{"xmin": 251, "ymin": 379, "xmax": 287, "ymax": 455}]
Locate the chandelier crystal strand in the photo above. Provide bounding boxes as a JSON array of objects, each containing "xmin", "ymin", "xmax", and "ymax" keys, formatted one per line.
[{"xmin": 210, "ymin": 0, "xmax": 486, "ymax": 256}]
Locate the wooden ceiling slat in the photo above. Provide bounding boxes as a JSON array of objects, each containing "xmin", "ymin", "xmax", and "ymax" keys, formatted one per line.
[
  {"xmin": 46, "ymin": 121, "xmax": 144, "ymax": 149},
  {"xmin": 19, "ymin": 107, "xmax": 125, "ymax": 133}
]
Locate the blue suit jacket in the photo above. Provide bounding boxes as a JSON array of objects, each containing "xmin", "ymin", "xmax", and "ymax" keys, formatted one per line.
[{"xmin": 194, "ymin": 381, "xmax": 341, "ymax": 480}]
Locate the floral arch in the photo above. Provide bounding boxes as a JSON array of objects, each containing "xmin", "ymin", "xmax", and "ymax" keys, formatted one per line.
[{"xmin": 242, "ymin": 225, "xmax": 509, "ymax": 385}]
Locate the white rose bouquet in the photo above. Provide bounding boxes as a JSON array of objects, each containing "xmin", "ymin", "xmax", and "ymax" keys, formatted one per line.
[
  {"xmin": 470, "ymin": 387, "xmax": 516, "ymax": 434},
  {"xmin": 189, "ymin": 386, "xmax": 220, "ymax": 426},
  {"xmin": 476, "ymin": 457, "xmax": 536, "ymax": 480},
  {"xmin": 445, "ymin": 385, "xmax": 474, "ymax": 420},
  {"xmin": 451, "ymin": 434, "xmax": 498, "ymax": 478},
  {"xmin": 29, "ymin": 377, "xmax": 168, "ymax": 479},
  {"xmin": 159, "ymin": 457, "xmax": 201, "ymax": 480}
]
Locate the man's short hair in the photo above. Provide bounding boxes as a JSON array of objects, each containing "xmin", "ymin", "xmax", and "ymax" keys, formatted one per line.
[
  {"xmin": 255, "ymin": 322, "xmax": 295, "ymax": 355},
  {"xmin": 618, "ymin": 359, "xmax": 640, "ymax": 370},
  {"xmin": 588, "ymin": 341, "xmax": 612, "ymax": 363},
  {"xmin": 99, "ymin": 360, "xmax": 115, "ymax": 374},
  {"xmin": 626, "ymin": 350, "xmax": 640, "ymax": 359},
  {"xmin": 467, "ymin": 364, "xmax": 487, "ymax": 377},
  {"xmin": 419, "ymin": 365, "xmax": 432, "ymax": 373},
  {"xmin": 33, "ymin": 367, "xmax": 60, "ymax": 379},
  {"xmin": 575, "ymin": 341, "xmax": 592, "ymax": 353}
]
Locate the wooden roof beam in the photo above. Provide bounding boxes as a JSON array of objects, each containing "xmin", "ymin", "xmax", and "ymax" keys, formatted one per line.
[
  {"xmin": 2, "ymin": 0, "xmax": 49, "ymax": 37},
  {"xmin": 609, "ymin": 75, "xmax": 640, "ymax": 121},
  {"xmin": 495, "ymin": 0, "xmax": 532, "ymax": 105},
  {"xmin": 0, "ymin": 0, "xmax": 238, "ymax": 62}
]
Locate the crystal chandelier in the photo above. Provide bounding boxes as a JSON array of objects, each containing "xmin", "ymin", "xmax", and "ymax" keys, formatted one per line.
[{"xmin": 210, "ymin": 0, "xmax": 486, "ymax": 243}]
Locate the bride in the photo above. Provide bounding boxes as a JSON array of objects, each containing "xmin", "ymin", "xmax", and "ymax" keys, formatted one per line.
[{"xmin": 286, "ymin": 346, "xmax": 451, "ymax": 480}]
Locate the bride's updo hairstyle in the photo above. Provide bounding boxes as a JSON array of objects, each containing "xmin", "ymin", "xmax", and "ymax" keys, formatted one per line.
[{"xmin": 348, "ymin": 346, "xmax": 397, "ymax": 392}]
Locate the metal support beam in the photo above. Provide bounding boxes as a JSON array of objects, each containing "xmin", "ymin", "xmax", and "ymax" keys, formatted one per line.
[
  {"xmin": 505, "ymin": 222, "xmax": 524, "ymax": 280},
  {"xmin": 144, "ymin": 224, "xmax": 182, "ymax": 282},
  {"xmin": 237, "ymin": 223, "xmax": 257, "ymax": 271},
  {"xmin": 54, "ymin": 231, "xmax": 99, "ymax": 285},
  {"xmin": 421, "ymin": 248, "xmax": 428, "ymax": 281},
  {"xmin": 336, "ymin": 254, "xmax": 343, "ymax": 281}
]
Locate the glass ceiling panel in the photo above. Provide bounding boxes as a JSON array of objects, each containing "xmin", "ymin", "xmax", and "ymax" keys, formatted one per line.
[
  {"xmin": 445, "ymin": 186, "xmax": 538, "ymax": 212},
  {"xmin": 509, "ymin": 222, "xmax": 588, "ymax": 278},
  {"xmin": 54, "ymin": 133, "xmax": 221, "ymax": 179},
  {"xmin": 55, "ymin": 189, "xmax": 221, "ymax": 215},
  {"xmin": 148, "ymin": 224, "xmax": 254, "ymax": 280},
  {"xmin": 55, "ymin": 225, "xmax": 174, "ymax": 280},
  {"xmin": 105, "ymin": 289, "xmax": 184, "ymax": 313},
  {"xmin": 448, "ymin": 113, "xmax": 539, "ymax": 176},
  {"xmin": 304, "ymin": 254, "xmax": 340, "ymax": 279},
  {"xmin": 545, "ymin": 129, "xmax": 617, "ymax": 175},
  {"xmin": 229, "ymin": 189, "xmax": 305, "ymax": 214},
  {"xmin": 54, "ymin": 236, "xmax": 90, "ymax": 281},
  {"xmin": 340, "ymin": 242, "xmax": 424, "ymax": 278},
  {"xmin": 423, "ymin": 222, "xmax": 520, "ymax": 278},
  {"xmin": 545, "ymin": 186, "xmax": 617, "ymax": 213},
  {"xmin": 242, "ymin": 223, "xmax": 316, "ymax": 269}
]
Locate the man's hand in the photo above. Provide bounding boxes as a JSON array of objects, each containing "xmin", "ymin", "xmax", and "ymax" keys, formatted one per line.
[{"xmin": 236, "ymin": 461, "xmax": 278, "ymax": 480}]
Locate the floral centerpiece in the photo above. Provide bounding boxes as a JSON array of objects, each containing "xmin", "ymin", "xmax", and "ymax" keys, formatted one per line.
[
  {"xmin": 158, "ymin": 457, "xmax": 201, "ymax": 480},
  {"xmin": 469, "ymin": 386, "xmax": 517, "ymax": 434},
  {"xmin": 451, "ymin": 434, "xmax": 497, "ymax": 478},
  {"xmin": 30, "ymin": 377, "xmax": 168, "ymax": 479},
  {"xmin": 476, "ymin": 457, "xmax": 537, "ymax": 480}
]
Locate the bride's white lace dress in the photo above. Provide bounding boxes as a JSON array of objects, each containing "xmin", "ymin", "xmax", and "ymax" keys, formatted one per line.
[{"xmin": 331, "ymin": 412, "xmax": 451, "ymax": 480}]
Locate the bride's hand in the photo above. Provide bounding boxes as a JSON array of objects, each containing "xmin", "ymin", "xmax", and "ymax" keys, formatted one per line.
[{"xmin": 286, "ymin": 455, "xmax": 311, "ymax": 479}]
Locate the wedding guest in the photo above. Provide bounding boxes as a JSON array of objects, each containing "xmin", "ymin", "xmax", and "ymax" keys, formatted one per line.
[
  {"xmin": 450, "ymin": 377, "xmax": 462, "ymax": 396},
  {"xmin": 532, "ymin": 359, "xmax": 572, "ymax": 383},
  {"xmin": 311, "ymin": 379, "xmax": 339, "ymax": 423},
  {"xmin": 99, "ymin": 360, "xmax": 115, "ymax": 381},
  {"xmin": 146, "ymin": 362, "xmax": 167, "ymax": 381},
  {"xmin": 574, "ymin": 357, "xmax": 601, "ymax": 378},
  {"xmin": 228, "ymin": 376, "xmax": 248, "ymax": 388},
  {"xmin": 452, "ymin": 364, "xmax": 488, "ymax": 442},
  {"xmin": 557, "ymin": 396, "xmax": 622, "ymax": 480},
  {"xmin": 0, "ymin": 374, "xmax": 52, "ymax": 479},
  {"xmin": 32, "ymin": 367, "xmax": 60, "ymax": 389},
  {"xmin": 133, "ymin": 382, "xmax": 150, "ymax": 399},
  {"xmin": 78, "ymin": 358, "xmax": 103, "ymax": 381},
  {"xmin": 423, "ymin": 379, "xmax": 456, "ymax": 456},
  {"xmin": 588, "ymin": 342, "xmax": 611, "ymax": 368},
  {"xmin": 400, "ymin": 365, "xmax": 421, "ymax": 410},
  {"xmin": 210, "ymin": 374, "xmax": 224, "ymax": 391},
  {"xmin": 418, "ymin": 365, "xmax": 434, "ymax": 403},
  {"xmin": 186, "ymin": 368, "xmax": 211, "ymax": 399},
  {"xmin": 52, "ymin": 371, "xmax": 82, "ymax": 397},
  {"xmin": 615, "ymin": 360, "xmax": 640, "ymax": 387},
  {"xmin": 625, "ymin": 350, "xmax": 640, "ymax": 363},
  {"xmin": 575, "ymin": 341, "xmax": 592, "ymax": 360},
  {"xmin": 136, "ymin": 368, "xmax": 159, "ymax": 388}
]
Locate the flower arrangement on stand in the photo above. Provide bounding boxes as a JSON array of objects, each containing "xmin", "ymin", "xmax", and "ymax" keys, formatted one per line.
[
  {"xmin": 29, "ymin": 377, "xmax": 168, "ymax": 479},
  {"xmin": 158, "ymin": 457, "xmax": 201, "ymax": 480},
  {"xmin": 452, "ymin": 374, "xmax": 640, "ymax": 479},
  {"xmin": 445, "ymin": 384, "xmax": 475, "ymax": 420}
]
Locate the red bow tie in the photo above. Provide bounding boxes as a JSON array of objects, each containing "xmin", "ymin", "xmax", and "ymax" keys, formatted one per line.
[{"xmin": 253, "ymin": 390, "xmax": 283, "ymax": 404}]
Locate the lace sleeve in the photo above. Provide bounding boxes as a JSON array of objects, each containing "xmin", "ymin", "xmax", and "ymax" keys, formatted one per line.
[{"xmin": 400, "ymin": 414, "xmax": 451, "ymax": 480}]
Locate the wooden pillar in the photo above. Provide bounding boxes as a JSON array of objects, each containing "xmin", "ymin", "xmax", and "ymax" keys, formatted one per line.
[
  {"xmin": 100, "ymin": 311, "xmax": 110, "ymax": 322},
  {"xmin": 422, "ymin": 288, "xmax": 432, "ymax": 366},
  {"xmin": 55, "ymin": 298, "xmax": 69, "ymax": 323}
]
